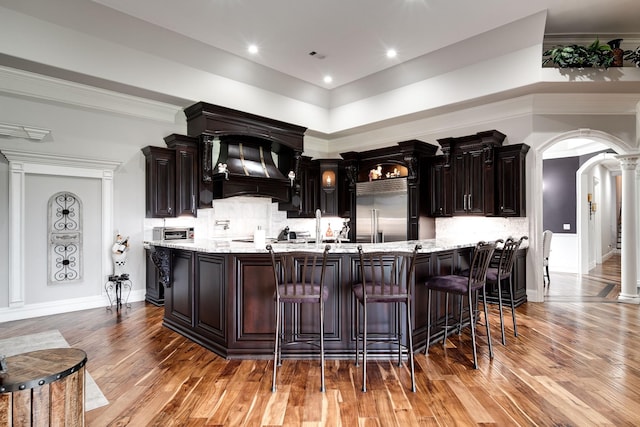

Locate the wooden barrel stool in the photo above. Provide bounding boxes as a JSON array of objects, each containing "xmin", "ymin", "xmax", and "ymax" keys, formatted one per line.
[{"xmin": 0, "ymin": 348, "xmax": 87, "ymax": 427}]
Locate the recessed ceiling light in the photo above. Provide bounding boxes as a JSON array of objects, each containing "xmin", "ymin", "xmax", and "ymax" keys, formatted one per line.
[
  {"xmin": 386, "ymin": 49, "xmax": 397, "ymax": 59},
  {"xmin": 323, "ymin": 75, "xmax": 333, "ymax": 84},
  {"xmin": 247, "ymin": 44, "xmax": 259, "ymax": 54}
]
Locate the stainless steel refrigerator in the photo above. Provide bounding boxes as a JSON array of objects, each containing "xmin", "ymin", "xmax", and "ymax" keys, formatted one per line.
[{"xmin": 355, "ymin": 178, "xmax": 408, "ymax": 243}]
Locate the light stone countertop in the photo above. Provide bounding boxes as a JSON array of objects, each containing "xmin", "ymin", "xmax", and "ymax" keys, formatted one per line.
[{"xmin": 144, "ymin": 238, "xmax": 479, "ymax": 254}]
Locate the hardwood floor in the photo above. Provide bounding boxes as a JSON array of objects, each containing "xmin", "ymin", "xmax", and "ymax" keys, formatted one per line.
[{"xmin": 2, "ymin": 254, "xmax": 639, "ymax": 426}]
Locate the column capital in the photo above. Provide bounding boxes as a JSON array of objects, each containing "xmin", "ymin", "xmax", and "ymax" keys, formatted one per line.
[{"xmin": 616, "ymin": 153, "xmax": 640, "ymax": 170}]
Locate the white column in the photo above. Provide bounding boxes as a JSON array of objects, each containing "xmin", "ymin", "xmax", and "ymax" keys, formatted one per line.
[
  {"xmin": 8, "ymin": 160, "xmax": 25, "ymax": 307},
  {"xmin": 617, "ymin": 154, "xmax": 640, "ymax": 303}
]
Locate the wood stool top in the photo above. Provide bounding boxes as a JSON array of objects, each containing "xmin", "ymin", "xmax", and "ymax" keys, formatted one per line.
[{"xmin": 0, "ymin": 348, "xmax": 87, "ymax": 393}]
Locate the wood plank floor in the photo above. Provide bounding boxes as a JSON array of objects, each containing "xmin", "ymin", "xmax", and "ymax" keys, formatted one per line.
[{"xmin": 2, "ymin": 254, "xmax": 639, "ymax": 426}]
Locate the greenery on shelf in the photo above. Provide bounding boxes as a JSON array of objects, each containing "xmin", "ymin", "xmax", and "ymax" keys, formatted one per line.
[{"xmin": 542, "ymin": 38, "xmax": 614, "ymax": 69}]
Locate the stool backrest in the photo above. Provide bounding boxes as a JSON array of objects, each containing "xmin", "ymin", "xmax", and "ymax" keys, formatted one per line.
[
  {"xmin": 496, "ymin": 236, "xmax": 528, "ymax": 278},
  {"xmin": 267, "ymin": 244, "xmax": 330, "ymax": 297},
  {"xmin": 468, "ymin": 241, "xmax": 498, "ymax": 289},
  {"xmin": 356, "ymin": 244, "xmax": 421, "ymax": 298}
]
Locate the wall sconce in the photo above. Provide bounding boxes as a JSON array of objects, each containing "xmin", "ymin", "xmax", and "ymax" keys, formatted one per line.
[
  {"xmin": 587, "ymin": 193, "xmax": 595, "ymax": 220},
  {"xmin": 322, "ymin": 170, "xmax": 336, "ymax": 191},
  {"xmin": 288, "ymin": 170, "xmax": 296, "ymax": 187}
]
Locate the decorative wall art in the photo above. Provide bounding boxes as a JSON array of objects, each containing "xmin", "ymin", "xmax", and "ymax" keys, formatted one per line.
[{"xmin": 48, "ymin": 192, "xmax": 83, "ymax": 284}]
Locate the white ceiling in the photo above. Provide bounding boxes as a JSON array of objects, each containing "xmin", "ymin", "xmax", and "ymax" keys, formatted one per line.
[{"xmin": 91, "ymin": 0, "xmax": 640, "ymax": 88}]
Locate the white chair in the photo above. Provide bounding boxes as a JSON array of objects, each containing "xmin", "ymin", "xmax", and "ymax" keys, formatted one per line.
[{"xmin": 542, "ymin": 230, "xmax": 553, "ymax": 286}]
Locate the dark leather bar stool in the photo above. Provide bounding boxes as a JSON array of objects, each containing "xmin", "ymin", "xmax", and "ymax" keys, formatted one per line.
[
  {"xmin": 424, "ymin": 240, "xmax": 497, "ymax": 369},
  {"xmin": 267, "ymin": 244, "xmax": 331, "ymax": 392},
  {"xmin": 486, "ymin": 236, "xmax": 528, "ymax": 345},
  {"xmin": 353, "ymin": 244, "xmax": 421, "ymax": 392}
]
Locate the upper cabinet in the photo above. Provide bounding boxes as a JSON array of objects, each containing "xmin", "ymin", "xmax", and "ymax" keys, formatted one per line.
[
  {"xmin": 429, "ymin": 156, "xmax": 451, "ymax": 217},
  {"xmin": 165, "ymin": 134, "xmax": 199, "ymax": 217},
  {"xmin": 142, "ymin": 146, "xmax": 176, "ymax": 218},
  {"xmin": 495, "ymin": 144, "xmax": 530, "ymax": 217},
  {"xmin": 433, "ymin": 130, "xmax": 529, "ymax": 218}
]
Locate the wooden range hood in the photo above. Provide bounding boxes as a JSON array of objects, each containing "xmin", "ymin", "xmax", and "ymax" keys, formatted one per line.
[{"xmin": 184, "ymin": 102, "xmax": 306, "ymax": 203}]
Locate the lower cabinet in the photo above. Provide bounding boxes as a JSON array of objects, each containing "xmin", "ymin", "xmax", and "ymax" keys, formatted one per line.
[
  {"xmin": 145, "ymin": 249, "xmax": 164, "ymax": 306},
  {"xmin": 194, "ymin": 253, "xmax": 227, "ymax": 351},
  {"xmin": 159, "ymin": 245, "xmax": 525, "ymax": 359},
  {"xmin": 164, "ymin": 250, "xmax": 194, "ymax": 329}
]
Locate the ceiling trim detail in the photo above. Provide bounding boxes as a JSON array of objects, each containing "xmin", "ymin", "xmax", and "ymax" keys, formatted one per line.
[
  {"xmin": 0, "ymin": 66, "xmax": 183, "ymax": 123},
  {"xmin": 0, "ymin": 122, "xmax": 50, "ymax": 141}
]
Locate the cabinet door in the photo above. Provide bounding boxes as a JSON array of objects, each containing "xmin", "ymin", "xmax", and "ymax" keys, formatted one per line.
[
  {"xmin": 145, "ymin": 249, "xmax": 164, "ymax": 306},
  {"xmin": 496, "ymin": 144, "xmax": 528, "ymax": 217},
  {"xmin": 452, "ymin": 151, "xmax": 468, "ymax": 215},
  {"xmin": 452, "ymin": 149, "xmax": 484, "ymax": 215},
  {"xmin": 143, "ymin": 147, "xmax": 175, "ymax": 218},
  {"xmin": 165, "ymin": 250, "xmax": 194, "ymax": 328},
  {"xmin": 429, "ymin": 160, "xmax": 451, "ymax": 217},
  {"xmin": 175, "ymin": 144, "xmax": 198, "ymax": 217},
  {"xmin": 195, "ymin": 253, "xmax": 226, "ymax": 343},
  {"xmin": 466, "ymin": 149, "xmax": 485, "ymax": 214}
]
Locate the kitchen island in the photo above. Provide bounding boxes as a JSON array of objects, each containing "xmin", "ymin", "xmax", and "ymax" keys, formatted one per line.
[{"xmin": 147, "ymin": 239, "xmax": 526, "ymax": 359}]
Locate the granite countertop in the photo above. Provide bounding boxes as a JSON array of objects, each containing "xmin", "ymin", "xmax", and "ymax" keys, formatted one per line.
[{"xmin": 144, "ymin": 238, "xmax": 477, "ymax": 254}]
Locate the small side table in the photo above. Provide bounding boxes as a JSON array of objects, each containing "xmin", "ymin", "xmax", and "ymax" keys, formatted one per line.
[
  {"xmin": 0, "ymin": 348, "xmax": 88, "ymax": 427},
  {"xmin": 105, "ymin": 274, "xmax": 132, "ymax": 311}
]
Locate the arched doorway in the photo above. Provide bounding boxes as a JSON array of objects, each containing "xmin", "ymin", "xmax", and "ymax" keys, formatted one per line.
[{"xmin": 530, "ymin": 129, "xmax": 634, "ymax": 302}]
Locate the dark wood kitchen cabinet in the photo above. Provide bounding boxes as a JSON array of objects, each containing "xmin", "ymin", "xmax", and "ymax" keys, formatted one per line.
[
  {"xmin": 142, "ymin": 146, "xmax": 175, "ymax": 218},
  {"xmin": 283, "ymin": 156, "xmax": 319, "ymax": 218},
  {"xmin": 429, "ymin": 156, "xmax": 452, "ymax": 217},
  {"xmin": 452, "ymin": 143, "xmax": 489, "ymax": 215},
  {"xmin": 145, "ymin": 248, "xmax": 164, "ymax": 305},
  {"xmin": 495, "ymin": 143, "xmax": 530, "ymax": 217},
  {"xmin": 165, "ymin": 249, "xmax": 194, "ymax": 330},
  {"xmin": 436, "ymin": 130, "xmax": 505, "ymax": 217},
  {"xmin": 165, "ymin": 134, "xmax": 199, "ymax": 217}
]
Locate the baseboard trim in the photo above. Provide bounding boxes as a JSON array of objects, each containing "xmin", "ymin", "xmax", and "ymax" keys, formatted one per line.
[{"xmin": 0, "ymin": 290, "xmax": 146, "ymax": 322}]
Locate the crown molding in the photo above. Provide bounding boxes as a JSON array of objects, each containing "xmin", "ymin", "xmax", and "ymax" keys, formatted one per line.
[
  {"xmin": 0, "ymin": 122, "xmax": 51, "ymax": 141},
  {"xmin": 1, "ymin": 149, "xmax": 121, "ymax": 171},
  {"xmin": 0, "ymin": 66, "xmax": 183, "ymax": 123}
]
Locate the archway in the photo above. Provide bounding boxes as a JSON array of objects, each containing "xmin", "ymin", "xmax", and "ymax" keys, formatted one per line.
[{"xmin": 530, "ymin": 129, "xmax": 634, "ymax": 302}]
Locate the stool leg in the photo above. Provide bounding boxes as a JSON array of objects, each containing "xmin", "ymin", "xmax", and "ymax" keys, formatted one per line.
[
  {"xmin": 320, "ymin": 299, "xmax": 325, "ymax": 393},
  {"xmin": 425, "ymin": 289, "xmax": 432, "ymax": 355},
  {"xmin": 362, "ymin": 298, "xmax": 367, "ymax": 393},
  {"xmin": 468, "ymin": 289, "xmax": 478, "ymax": 369},
  {"xmin": 482, "ymin": 286, "xmax": 493, "ymax": 360},
  {"xmin": 354, "ymin": 301, "xmax": 360, "ymax": 367},
  {"xmin": 443, "ymin": 293, "xmax": 449, "ymax": 348},
  {"xmin": 509, "ymin": 275, "xmax": 518, "ymax": 337},
  {"xmin": 406, "ymin": 298, "xmax": 416, "ymax": 392},
  {"xmin": 272, "ymin": 298, "xmax": 280, "ymax": 392},
  {"xmin": 496, "ymin": 278, "xmax": 506, "ymax": 345},
  {"xmin": 397, "ymin": 301, "xmax": 402, "ymax": 367}
]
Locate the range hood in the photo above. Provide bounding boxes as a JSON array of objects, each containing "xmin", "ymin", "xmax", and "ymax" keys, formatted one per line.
[
  {"xmin": 184, "ymin": 102, "xmax": 306, "ymax": 204},
  {"xmin": 211, "ymin": 135, "xmax": 291, "ymax": 202}
]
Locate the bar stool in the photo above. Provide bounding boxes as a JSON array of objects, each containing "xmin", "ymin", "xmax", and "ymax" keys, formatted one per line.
[
  {"xmin": 267, "ymin": 244, "xmax": 331, "ymax": 392},
  {"xmin": 424, "ymin": 240, "xmax": 497, "ymax": 369},
  {"xmin": 486, "ymin": 236, "xmax": 528, "ymax": 345},
  {"xmin": 353, "ymin": 244, "xmax": 421, "ymax": 392}
]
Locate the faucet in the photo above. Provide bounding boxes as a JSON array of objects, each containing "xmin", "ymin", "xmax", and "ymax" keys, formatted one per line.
[{"xmin": 315, "ymin": 209, "xmax": 322, "ymax": 246}]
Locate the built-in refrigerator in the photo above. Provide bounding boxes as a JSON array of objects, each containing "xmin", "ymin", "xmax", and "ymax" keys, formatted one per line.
[{"xmin": 355, "ymin": 178, "xmax": 408, "ymax": 243}]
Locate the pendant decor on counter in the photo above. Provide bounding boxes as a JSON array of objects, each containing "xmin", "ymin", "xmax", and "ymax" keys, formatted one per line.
[{"xmin": 48, "ymin": 191, "xmax": 83, "ymax": 284}]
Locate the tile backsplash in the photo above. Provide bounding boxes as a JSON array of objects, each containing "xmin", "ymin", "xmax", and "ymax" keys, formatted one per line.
[
  {"xmin": 142, "ymin": 196, "xmax": 345, "ymax": 241},
  {"xmin": 144, "ymin": 196, "xmax": 528, "ymax": 243}
]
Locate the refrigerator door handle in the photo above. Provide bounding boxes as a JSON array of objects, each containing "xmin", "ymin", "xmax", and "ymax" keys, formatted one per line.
[
  {"xmin": 370, "ymin": 209, "xmax": 375, "ymax": 243},
  {"xmin": 463, "ymin": 194, "xmax": 467, "ymax": 211}
]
